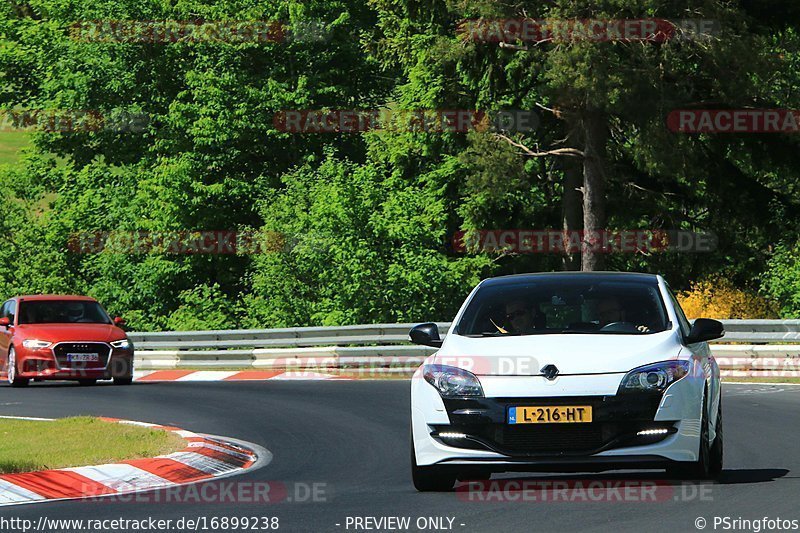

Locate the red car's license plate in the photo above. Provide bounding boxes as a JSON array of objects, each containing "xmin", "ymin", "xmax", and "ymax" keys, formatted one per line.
[{"xmin": 66, "ymin": 353, "xmax": 99, "ymax": 363}]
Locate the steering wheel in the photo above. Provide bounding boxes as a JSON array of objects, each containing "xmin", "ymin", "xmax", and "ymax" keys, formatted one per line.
[{"xmin": 598, "ymin": 321, "xmax": 640, "ymax": 333}]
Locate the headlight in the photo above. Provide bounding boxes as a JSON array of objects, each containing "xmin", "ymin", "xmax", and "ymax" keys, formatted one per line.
[
  {"xmin": 619, "ymin": 360, "xmax": 691, "ymax": 393},
  {"xmin": 22, "ymin": 339, "xmax": 52, "ymax": 349},
  {"xmin": 110, "ymin": 339, "xmax": 130, "ymax": 349},
  {"xmin": 423, "ymin": 364, "xmax": 484, "ymax": 398}
]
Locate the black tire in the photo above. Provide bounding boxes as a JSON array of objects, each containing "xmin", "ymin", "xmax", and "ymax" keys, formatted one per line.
[
  {"xmin": 113, "ymin": 376, "xmax": 133, "ymax": 386},
  {"xmin": 668, "ymin": 390, "xmax": 714, "ymax": 480},
  {"xmin": 7, "ymin": 347, "xmax": 29, "ymax": 388},
  {"xmin": 78, "ymin": 379, "xmax": 97, "ymax": 386},
  {"xmin": 411, "ymin": 433, "xmax": 456, "ymax": 492}
]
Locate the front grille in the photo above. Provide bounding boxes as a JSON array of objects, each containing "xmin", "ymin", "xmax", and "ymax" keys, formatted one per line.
[
  {"xmin": 491, "ymin": 423, "xmax": 605, "ymax": 453},
  {"xmin": 53, "ymin": 342, "xmax": 111, "ymax": 369}
]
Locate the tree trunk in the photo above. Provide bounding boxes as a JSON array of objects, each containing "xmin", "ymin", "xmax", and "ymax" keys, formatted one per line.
[
  {"xmin": 581, "ymin": 111, "xmax": 608, "ymax": 271},
  {"xmin": 561, "ymin": 160, "xmax": 582, "ymax": 271}
]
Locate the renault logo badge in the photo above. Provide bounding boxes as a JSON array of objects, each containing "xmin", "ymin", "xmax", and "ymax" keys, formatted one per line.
[{"xmin": 541, "ymin": 364, "xmax": 559, "ymax": 381}]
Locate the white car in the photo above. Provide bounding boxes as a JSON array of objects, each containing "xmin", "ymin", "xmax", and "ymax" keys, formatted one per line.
[{"xmin": 410, "ymin": 272, "xmax": 724, "ymax": 491}]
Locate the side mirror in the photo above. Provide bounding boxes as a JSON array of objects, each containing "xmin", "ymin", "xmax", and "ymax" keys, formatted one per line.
[
  {"xmin": 113, "ymin": 316, "xmax": 126, "ymax": 327},
  {"xmin": 409, "ymin": 323, "xmax": 443, "ymax": 348},
  {"xmin": 685, "ymin": 318, "xmax": 724, "ymax": 344},
  {"xmin": 0, "ymin": 317, "xmax": 9, "ymax": 328}
]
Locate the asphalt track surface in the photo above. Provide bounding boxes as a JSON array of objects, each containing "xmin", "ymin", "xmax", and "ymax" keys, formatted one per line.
[{"xmin": 0, "ymin": 381, "xmax": 798, "ymax": 533}]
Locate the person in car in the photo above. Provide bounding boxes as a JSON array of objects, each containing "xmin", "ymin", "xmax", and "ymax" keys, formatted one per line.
[
  {"xmin": 500, "ymin": 299, "xmax": 545, "ymax": 334},
  {"xmin": 595, "ymin": 298, "xmax": 650, "ymax": 332}
]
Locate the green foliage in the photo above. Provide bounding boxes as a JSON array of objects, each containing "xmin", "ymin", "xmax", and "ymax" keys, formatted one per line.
[
  {"xmin": 165, "ymin": 284, "xmax": 236, "ymax": 331},
  {"xmin": 0, "ymin": 0, "xmax": 799, "ymax": 328},
  {"xmin": 762, "ymin": 244, "xmax": 800, "ymax": 318},
  {"xmin": 243, "ymin": 152, "xmax": 492, "ymax": 327}
]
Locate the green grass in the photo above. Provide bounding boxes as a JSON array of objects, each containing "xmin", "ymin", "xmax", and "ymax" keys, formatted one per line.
[
  {"xmin": 0, "ymin": 131, "xmax": 31, "ymax": 164},
  {"xmin": 0, "ymin": 416, "xmax": 186, "ymax": 474}
]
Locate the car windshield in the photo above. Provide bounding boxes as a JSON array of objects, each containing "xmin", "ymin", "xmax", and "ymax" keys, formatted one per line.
[
  {"xmin": 18, "ymin": 300, "xmax": 111, "ymax": 325},
  {"xmin": 455, "ymin": 278, "xmax": 669, "ymax": 336}
]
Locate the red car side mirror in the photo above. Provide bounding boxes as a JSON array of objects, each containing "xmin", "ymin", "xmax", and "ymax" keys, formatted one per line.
[
  {"xmin": 113, "ymin": 316, "xmax": 126, "ymax": 326},
  {"xmin": 0, "ymin": 317, "xmax": 9, "ymax": 327}
]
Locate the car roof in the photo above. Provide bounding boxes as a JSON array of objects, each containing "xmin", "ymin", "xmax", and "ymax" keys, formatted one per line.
[
  {"xmin": 13, "ymin": 295, "xmax": 99, "ymax": 302},
  {"xmin": 481, "ymin": 271, "xmax": 660, "ymax": 287}
]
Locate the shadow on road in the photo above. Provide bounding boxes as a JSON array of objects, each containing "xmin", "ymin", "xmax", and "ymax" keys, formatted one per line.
[
  {"xmin": 461, "ymin": 467, "xmax": 790, "ymax": 487},
  {"xmin": 718, "ymin": 468, "xmax": 789, "ymax": 484}
]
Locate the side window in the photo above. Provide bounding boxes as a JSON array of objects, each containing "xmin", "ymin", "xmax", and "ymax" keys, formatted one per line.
[
  {"xmin": 0, "ymin": 301, "xmax": 9, "ymax": 320},
  {"xmin": 6, "ymin": 300, "xmax": 16, "ymax": 324},
  {"xmin": 666, "ymin": 287, "xmax": 691, "ymax": 337}
]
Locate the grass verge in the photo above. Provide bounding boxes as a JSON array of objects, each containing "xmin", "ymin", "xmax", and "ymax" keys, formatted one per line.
[{"xmin": 0, "ymin": 416, "xmax": 185, "ymax": 474}]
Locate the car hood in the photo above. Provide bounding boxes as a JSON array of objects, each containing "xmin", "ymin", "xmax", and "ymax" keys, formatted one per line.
[
  {"xmin": 433, "ymin": 330, "xmax": 682, "ymax": 376},
  {"xmin": 15, "ymin": 323, "xmax": 124, "ymax": 343}
]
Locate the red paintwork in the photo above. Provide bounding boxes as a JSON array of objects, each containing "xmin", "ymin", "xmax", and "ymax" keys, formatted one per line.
[{"xmin": 0, "ymin": 295, "xmax": 133, "ymax": 383}]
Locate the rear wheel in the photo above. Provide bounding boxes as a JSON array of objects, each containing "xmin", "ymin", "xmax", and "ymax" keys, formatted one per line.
[
  {"xmin": 7, "ymin": 348, "xmax": 29, "ymax": 388},
  {"xmin": 411, "ymin": 433, "xmax": 456, "ymax": 492},
  {"xmin": 113, "ymin": 376, "xmax": 133, "ymax": 386}
]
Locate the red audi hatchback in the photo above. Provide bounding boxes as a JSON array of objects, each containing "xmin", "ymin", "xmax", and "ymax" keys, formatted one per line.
[{"xmin": 0, "ymin": 295, "xmax": 134, "ymax": 387}]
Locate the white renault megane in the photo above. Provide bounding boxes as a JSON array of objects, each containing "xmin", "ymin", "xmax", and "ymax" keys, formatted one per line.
[{"xmin": 410, "ymin": 272, "xmax": 724, "ymax": 491}]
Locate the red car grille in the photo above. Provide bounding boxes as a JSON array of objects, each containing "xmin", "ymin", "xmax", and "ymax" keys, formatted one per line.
[{"xmin": 52, "ymin": 342, "xmax": 111, "ymax": 369}]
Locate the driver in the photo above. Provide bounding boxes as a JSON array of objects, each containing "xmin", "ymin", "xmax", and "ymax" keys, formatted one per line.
[
  {"xmin": 596, "ymin": 299, "xmax": 649, "ymax": 332},
  {"xmin": 501, "ymin": 299, "xmax": 543, "ymax": 334},
  {"xmin": 66, "ymin": 302, "xmax": 85, "ymax": 323}
]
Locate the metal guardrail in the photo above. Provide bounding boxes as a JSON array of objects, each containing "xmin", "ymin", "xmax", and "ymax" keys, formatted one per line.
[
  {"xmin": 128, "ymin": 323, "xmax": 452, "ymax": 350},
  {"xmin": 128, "ymin": 320, "xmax": 800, "ymax": 349},
  {"xmin": 128, "ymin": 321, "xmax": 800, "ymax": 374}
]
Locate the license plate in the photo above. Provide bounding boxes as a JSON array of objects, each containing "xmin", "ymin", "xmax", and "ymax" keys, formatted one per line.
[
  {"xmin": 508, "ymin": 406, "xmax": 593, "ymax": 424},
  {"xmin": 66, "ymin": 353, "xmax": 99, "ymax": 363}
]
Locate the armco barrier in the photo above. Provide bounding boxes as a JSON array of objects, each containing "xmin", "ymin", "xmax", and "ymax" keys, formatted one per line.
[{"xmin": 128, "ymin": 321, "xmax": 800, "ymax": 373}]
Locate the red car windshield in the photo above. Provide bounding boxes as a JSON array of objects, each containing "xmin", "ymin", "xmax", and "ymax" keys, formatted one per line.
[{"xmin": 18, "ymin": 300, "xmax": 112, "ymax": 324}]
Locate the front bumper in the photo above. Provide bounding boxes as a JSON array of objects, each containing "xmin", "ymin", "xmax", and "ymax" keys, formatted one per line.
[
  {"xmin": 411, "ymin": 372, "xmax": 703, "ymax": 468},
  {"xmin": 432, "ymin": 395, "xmax": 675, "ymax": 457},
  {"xmin": 16, "ymin": 345, "xmax": 134, "ymax": 380}
]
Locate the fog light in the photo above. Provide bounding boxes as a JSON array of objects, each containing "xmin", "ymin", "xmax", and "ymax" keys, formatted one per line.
[
  {"xmin": 637, "ymin": 428, "xmax": 669, "ymax": 436},
  {"xmin": 438, "ymin": 432, "xmax": 467, "ymax": 439}
]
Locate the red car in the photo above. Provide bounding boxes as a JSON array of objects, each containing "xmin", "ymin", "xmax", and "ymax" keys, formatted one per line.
[{"xmin": 0, "ymin": 295, "xmax": 134, "ymax": 387}]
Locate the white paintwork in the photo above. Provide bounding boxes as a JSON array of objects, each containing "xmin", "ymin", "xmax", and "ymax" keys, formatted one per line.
[{"xmin": 411, "ymin": 274, "xmax": 722, "ymax": 469}]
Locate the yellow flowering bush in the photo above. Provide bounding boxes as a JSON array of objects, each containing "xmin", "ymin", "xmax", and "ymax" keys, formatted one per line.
[{"xmin": 677, "ymin": 277, "xmax": 779, "ymax": 319}]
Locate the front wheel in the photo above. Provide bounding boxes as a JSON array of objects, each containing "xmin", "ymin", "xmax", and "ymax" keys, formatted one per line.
[
  {"xmin": 708, "ymin": 402, "xmax": 723, "ymax": 477},
  {"xmin": 411, "ymin": 433, "xmax": 456, "ymax": 492},
  {"xmin": 7, "ymin": 348, "xmax": 29, "ymax": 388},
  {"xmin": 113, "ymin": 376, "xmax": 133, "ymax": 386},
  {"xmin": 668, "ymin": 391, "xmax": 722, "ymax": 480}
]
